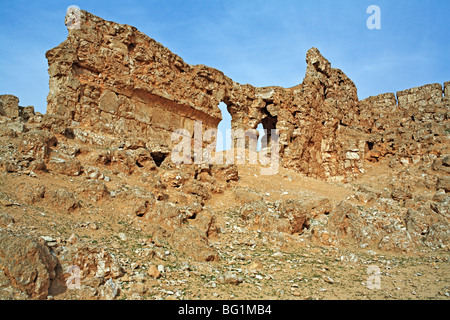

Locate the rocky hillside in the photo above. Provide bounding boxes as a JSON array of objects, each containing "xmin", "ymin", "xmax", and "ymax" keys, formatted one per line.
[{"xmin": 0, "ymin": 10, "xmax": 448, "ymax": 300}]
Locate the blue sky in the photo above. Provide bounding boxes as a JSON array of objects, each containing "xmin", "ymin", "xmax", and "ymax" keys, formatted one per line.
[{"xmin": 0, "ymin": 0, "xmax": 449, "ymax": 148}]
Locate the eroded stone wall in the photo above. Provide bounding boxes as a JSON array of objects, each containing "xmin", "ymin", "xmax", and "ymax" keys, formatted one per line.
[
  {"xmin": 358, "ymin": 83, "xmax": 449, "ymax": 165},
  {"xmin": 46, "ymin": 11, "xmax": 231, "ymax": 155},
  {"xmin": 0, "ymin": 95, "xmax": 20, "ymax": 118},
  {"xmin": 0, "ymin": 95, "xmax": 35, "ymax": 121},
  {"xmin": 45, "ymin": 10, "xmax": 448, "ymax": 181}
]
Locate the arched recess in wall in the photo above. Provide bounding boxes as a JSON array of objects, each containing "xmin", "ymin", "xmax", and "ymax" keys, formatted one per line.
[
  {"xmin": 216, "ymin": 102, "xmax": 232, "ymax": 152},
  {"xmin": 258, "ymin": 104, "xmax": 278, "ymax": 150}
]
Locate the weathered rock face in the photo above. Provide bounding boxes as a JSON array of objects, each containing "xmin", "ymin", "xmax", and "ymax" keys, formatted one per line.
[
  {"xmin": 0, "ymin": 230, "xmax": 59, "ymax": 300},
  {"xmin": 44, "ymin": 10, "xmax": 449, "ymax": 181},
  {"xmin": 46, "ymin": 10, "xmax": 227, "ymax": 157},
  {"xmin": 280, "ymin": 48, "xmax": 361, "ymax": 180},
  {"xmin": 357, "ymin": 82, "xmax": 449, "ymax": 166},
  {"xmin": 2, "ymin": 10, "xmax": 450, "ymax": 300},
  {"xmin": 0, "ymin": 95, "xmax": 35, "ymax": 121},
  {"xmin": 445, "ymin": 81, "xmax": 450, "ymax": 98},
  {"xmin": 0, "ymin": 95, "xmax": 20, "ymax": 118},
  {"xmin": 46, "ymin": 10, "xmax": 365, "ymax": 180}
]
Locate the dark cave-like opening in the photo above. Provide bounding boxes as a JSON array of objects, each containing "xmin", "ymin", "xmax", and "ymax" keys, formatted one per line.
[
  {"xmin": 259, "ymin": 107, "xmax": 278, "ymax": 149},
  {"xmin": 151, "ymin": 152, "xmax": 168, "ymax": 167}
]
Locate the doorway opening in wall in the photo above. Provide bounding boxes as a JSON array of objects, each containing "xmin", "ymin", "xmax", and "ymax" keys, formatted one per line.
[
  {"xmin": 216, "ymin": 102, "xmax": 232, "ymax": 152},
  {"xmin": 259, "ymin": 110, "xmax": 278, "ymax": 151},
  {"xmin": 256, "ymin": 123, "xmax": 265, "ymax": 151}
]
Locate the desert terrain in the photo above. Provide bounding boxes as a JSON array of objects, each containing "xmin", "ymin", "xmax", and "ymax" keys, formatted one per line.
[{"xmin": 0, "ymin": 9, "xmax": 448, "ymax": 300}]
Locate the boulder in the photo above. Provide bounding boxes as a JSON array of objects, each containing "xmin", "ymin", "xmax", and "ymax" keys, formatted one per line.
[
  {"xmin": 46, "ymin": 188, "xmax": 80, "ymax": 213},
  {"xmin": 18, "ymin": 130, "xmax": 57, "ymax": 161},
  {"xmin": 436, "ymin": 176, "xmax": 450, "ymax": 192},
  {"xmin": 0, "ymin": 230, "xmax": 58, "ymax": 300},
  {"xmin": 211, "ymin": 164, "xmax": 239, "ymax": 182},
  {"xmin": 170, "ymin": 225, "xmax": 219, "ymax": 261},
  {"xmin": 66, "ymin": 244, "xmax": 124, "ymax": 280},
  {"xmin": 47, "ymin": 155, "xmax": 82, "ymax": 176}
]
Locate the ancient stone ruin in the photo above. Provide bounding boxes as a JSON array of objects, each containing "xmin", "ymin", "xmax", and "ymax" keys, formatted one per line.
[
  {"xmin": 0, "ymin": 9, "xmax": 448, "ymax": 300},
  {"xmin": 45, "ymin": 10, "xmax": 449, "ymax": 181}
]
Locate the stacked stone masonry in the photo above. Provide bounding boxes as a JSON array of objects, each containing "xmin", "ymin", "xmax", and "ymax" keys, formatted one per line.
[
  {"xmin": 0, "ymin": 95, "xmax": 35, "ymax": 120},
  {"xmin": 358, "ymin": 83, "xmax": 449, "ymax": 166},
  {"xmin": 44, "ymin": 10, "xmax": 449, "ymax": 181}
]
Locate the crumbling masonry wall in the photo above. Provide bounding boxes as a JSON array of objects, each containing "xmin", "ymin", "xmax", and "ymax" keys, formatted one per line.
[
  {"xmin": 46, "ymin": 10, "xmax": 448, "ymax": 180},
  {"xmin": 357, "ymin": 82, "xmax": 449, "ymax": 165}
]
